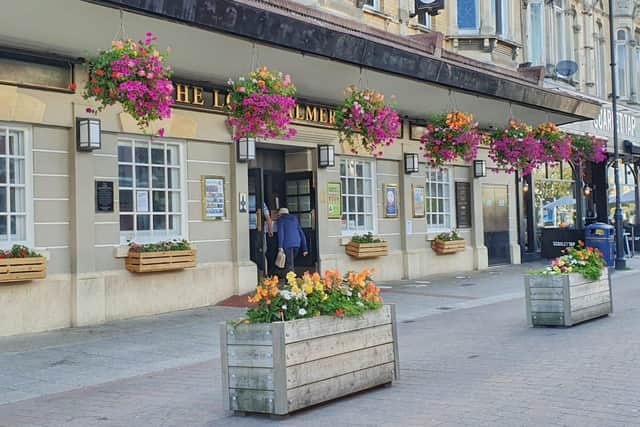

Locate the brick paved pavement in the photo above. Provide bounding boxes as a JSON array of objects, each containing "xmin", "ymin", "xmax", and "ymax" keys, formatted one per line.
[{"xmin": 0, "ymin": 264, "xmax": 639, "ymax": 426}]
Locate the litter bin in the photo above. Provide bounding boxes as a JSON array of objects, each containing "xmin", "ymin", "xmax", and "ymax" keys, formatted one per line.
[{"xmin": 585, "ymin": 223, "xmax": 615, "ymax": 267}]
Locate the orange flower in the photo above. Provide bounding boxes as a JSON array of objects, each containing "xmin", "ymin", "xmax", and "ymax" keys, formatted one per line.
[{"xmin": 258, "ymin": 80, "xmax": 266, "ymax": 87}]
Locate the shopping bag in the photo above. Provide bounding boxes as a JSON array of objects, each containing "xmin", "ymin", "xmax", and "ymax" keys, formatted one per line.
[{"xmin": 275, "ymin": 249, "xmax": 286, "ymax": 269}]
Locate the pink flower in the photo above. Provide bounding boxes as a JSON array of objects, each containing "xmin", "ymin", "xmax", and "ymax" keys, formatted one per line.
[
  {"xmin": 238, "ymin": 86, "xmax": 246, "ymax": 93},
  {"xmin": 158, "ymin": 128, "xmax": 165, "ymax": 137}
]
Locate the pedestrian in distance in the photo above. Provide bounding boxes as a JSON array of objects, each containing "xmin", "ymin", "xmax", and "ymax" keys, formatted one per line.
[{"xmin": 276, "ymin": 207, "xmax": 308, "ymax": 273}]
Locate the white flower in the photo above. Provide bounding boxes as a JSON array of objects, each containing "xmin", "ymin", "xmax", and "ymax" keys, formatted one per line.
[
  {"xmin": 298, "ymin": 308, "xmax": 307, "ymax": 316},
  {"xmin": 252, "ymin": 78, "xmax": 258, "ymax": 83},
  {"xmin": 346, "ymin": 290, "xmax": 353, "ymax": 297},
  {"xmin": 239, "ymin": 77, "xmax": 245, "ymax": 81},
  {"xmin": 227, "ymin": 79, "xmax": 234, "ymax": 85},
  {"xmin": 280, "ymin": 290, "xmax": 293, "ymax": 300},
  {"xmin": 357, "ymin": 292, "xmax": 361, "ymax": 298},
  {"xmin": 357, "ymin": 301, "xmax": 364, "ymax": 307},
  {"xmin": 282, "ymin": 304, "xmax": 287, "ymax": 310}
]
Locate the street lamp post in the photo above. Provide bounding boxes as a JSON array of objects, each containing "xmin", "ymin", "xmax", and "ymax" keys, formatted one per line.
[{"xmin": 607, "ymin": 0, "xmax": 627, "ymax": 270}]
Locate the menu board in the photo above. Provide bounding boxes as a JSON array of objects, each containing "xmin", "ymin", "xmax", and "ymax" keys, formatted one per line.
[
  {"xmin": 455, "ymin": 182, "xmax": 472, "ymax": 228},
  {"xmin": 95, "ymin": 181, "xmax": 114, "ymax": 213}
]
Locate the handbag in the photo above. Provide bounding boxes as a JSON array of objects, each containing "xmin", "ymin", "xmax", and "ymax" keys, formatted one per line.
[{"xmin": 275, "ymin": 248, "xmax": 286, "ymax": 269}]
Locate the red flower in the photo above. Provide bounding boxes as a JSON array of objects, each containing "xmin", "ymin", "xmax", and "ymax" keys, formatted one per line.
[
  {"xmin": 95, "ymin": 69, "xmax": 105, "ymax": 76},
  {"xmin": 92, "ymin": 87, "xmax": 102, "ymax": 95},
  {"xmin": 335, "ymin": 309, "xmax": 345, "ymax": 318},
  {"xmin": 68, "ymin": 83, "xmax": 77, "ymax": 91}
]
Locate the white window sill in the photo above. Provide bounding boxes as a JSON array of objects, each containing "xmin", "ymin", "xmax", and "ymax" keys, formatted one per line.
[{"xmin": 363, "ymin": 6, "xmax": 393, "ymax": 20}]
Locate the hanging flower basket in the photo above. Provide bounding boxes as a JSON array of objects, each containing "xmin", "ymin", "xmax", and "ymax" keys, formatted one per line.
[
  {"xmin": 335, "ymin": 86, "xmax": 401, "ymax": 157},
  {"xmin": 226, "ymin": 67, "xmax": 297, "ymax": 142},
  {"xmin": 568, "ymin": 134, "xmax": 608, "ymax": 168},
  {"xmin": 533, "ymin": 123, "xmax": 572, "ymax": 163},
  {"xmin": 489, "ymin": 120, "xmax": 544, "ymax": 176},
  {"xmin": 83, "ymin": 32, "xmax": 174, "ymax": 135},
  {"xmin": 419, "ymin": 112, "xmax": 481, "ymax": 167}
]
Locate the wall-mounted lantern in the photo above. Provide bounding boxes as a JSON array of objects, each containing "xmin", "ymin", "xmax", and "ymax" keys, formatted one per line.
[
  {"xmin": 473, "ymin": 160, "xmax": 487, "ymax": 178},
  {"xmin": 237, "ymin": 137, "xmax": 256, "ymax": 163},
  {"xmin": 76, "ymin": 118, "xmax": 101, "ymax": 151},
  {"xmin": 404, "ymin": 153, "xmax": 419, "ymax": 174},
  {"xmin": 318, "ymin": 144, "xmax": 335, "ymax": 168}
]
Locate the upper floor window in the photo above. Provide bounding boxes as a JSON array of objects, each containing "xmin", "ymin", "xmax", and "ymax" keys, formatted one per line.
[
  {"xmin": 595, "ymin": 22, "xmax": 606, "ymax": 98},
  {"xmin": 118, "ymin": 138, "xmax": 185, "ymax": 244},
  {"xmin": 495, "ymin": 0, "xmax": 510, "ymax": 38},
  {"xmin": 553, "ymin": 0, "xmax": 569, "ymax": 64},
  {"xmin": 457, "ymin": 0, "xmax": 479, "ymax": 32},
  {"xmin": 340, "ymin": 158, "xmax": 375, "ymax": 235},
  {"xmin": 418, "ymin": 12, "xmax": 431, "ymax": 29},
  {"xmin": 527, "ymin": 0, "xmax": 545, "ymax": 66},
  {"xmin": 363, "ymin": 0, "xmax": 380, "ymax": 12},
  {"xmin": 0, "ymin": 125, "xmax": 31, "ymax": 247},
  {"xmin": 617, "ymin": 29, "xmax": 630, "ymax": 98}
]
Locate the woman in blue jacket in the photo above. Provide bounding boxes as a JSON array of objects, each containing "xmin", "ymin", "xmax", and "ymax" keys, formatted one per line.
[{"xmin": 277, "ymin": 208, "xmax": 308, "ymax": 273}]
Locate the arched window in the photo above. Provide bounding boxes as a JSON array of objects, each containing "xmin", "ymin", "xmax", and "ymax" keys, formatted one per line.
[
  {"xmin": 527, "ymin": 0, "xmax": 545, "ymax": 66},
  {"xmin": 457, "ymin": 0, "xmax": 479, "ymax": 32},
  {"xmin": 616, "ymin": 29, "xmax": 630, "ymax": 98}
]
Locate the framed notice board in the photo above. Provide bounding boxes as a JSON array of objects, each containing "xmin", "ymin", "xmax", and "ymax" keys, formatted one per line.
[{"xmin": 455, "ymin": 182, "xmax": 472, "ymax": 228}]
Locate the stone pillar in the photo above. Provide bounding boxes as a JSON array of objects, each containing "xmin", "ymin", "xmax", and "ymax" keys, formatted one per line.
[
  {"xmin": 70, "ymin": 103, "xmax": 106, "ymax": 327},
  {"xmin": 399, "ymin": 148, "xmax": 410, "ymax": 279},
  {"xmin": 471, "ymin": 168, "xmax": 488, "ymax": 270},
  {"xmin": 230, "ymin": 145, "xmax": 256, "ymax": 295}
]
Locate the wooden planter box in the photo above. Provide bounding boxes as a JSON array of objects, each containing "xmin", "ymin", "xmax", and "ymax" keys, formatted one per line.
[
  {"xmin": 345, "ymin": 241, "xmax": 388, "ymax": 259},
  {"xmin": 125, "ymin": 249, "xmax": 197, "ymax": 273},
  {"xmin": 221, "ymin": 304, "xmax": 399, "ymax": 416},
  {"xmin": 524, "ymin": 269, "xmax": 612, "ymax": 327},
  {"xmin": 0, "ymin": 257, "xmax": 47, "ymax": 283},
  {"xmin": 431, "ymin": 239, "xmax": 466, "ymax": 255}
]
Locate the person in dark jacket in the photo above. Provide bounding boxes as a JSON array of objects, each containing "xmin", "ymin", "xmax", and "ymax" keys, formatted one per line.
[{"xmin": 277, "ymin": 208, "xmax": 308, "ymax": 273}]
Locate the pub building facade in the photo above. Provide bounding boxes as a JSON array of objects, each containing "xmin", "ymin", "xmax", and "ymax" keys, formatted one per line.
[{"xmin": 0, "ymin": 0, "xmax": 599, "ymax": 336}]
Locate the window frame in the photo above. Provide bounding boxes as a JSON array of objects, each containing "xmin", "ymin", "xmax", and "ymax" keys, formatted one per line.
[
  {"xmin": 616, "ymin": 28, "xmax": 630, "ymax": 99},
  {"xmin": 0, "ymin": 123, "xmax": 33, "ymax": 250},
  {"xmin": 117, "ymin": 136, "xmax": 188, "ymax": 245},
  {"xmin": 595, "ymin": 21, "xmax": 606, "ymax": 98},
  {"xmin": 339, "ymin": 157, "xmax": 377, "ymax": 237},
  {"xmin": 495, "ymin": 0, "xmax": 510, "ymax": 39},
  {"xmin": 363, "ymin": 0, "xmax": 381, "ymax": 13},
  {"xmin": 457, "ymin": 0, "xmax": 480, "ymax": 33},
  {"xmin": 425, "ymin": 166, "xmax": 455, "ymax": 233},
  {"xmin": 527, "ymin": 0, "xmax": 546, "ymax": 66}
]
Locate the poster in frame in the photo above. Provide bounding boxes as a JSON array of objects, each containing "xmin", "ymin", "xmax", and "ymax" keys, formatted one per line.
[
  {"xmin": 383, "ymin": 184, "xmax": 399, "ymax": 218},
  {"xmin": 412, "ymin": 185, "xmax": 425, "ymax": 218},
  {"xmin": 201, "ymin": 175, "xmax": 226, "ymax": 220}
]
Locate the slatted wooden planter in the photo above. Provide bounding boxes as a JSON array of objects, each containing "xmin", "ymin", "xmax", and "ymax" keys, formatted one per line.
[
  {"xmin": 0, "ymin": 257, "xmax": 47, "ymax": 283},
  {"xmin": 221, "ymin": 304, "xmax": 399, "ymax": 416},
  {"xmin": 524, "ymin": 269, "xmax": 612, "ymax": 327},
  {"xmin": 125, "ymin": 249, "xmax": 197, "ymax": 273},
  {"xmin": 431, "ymin": 239, "xmax": 466, "ymax": 255},
  {"xmin": 345, "ymin": 241, "xmax": 388, "ymax": 259}
]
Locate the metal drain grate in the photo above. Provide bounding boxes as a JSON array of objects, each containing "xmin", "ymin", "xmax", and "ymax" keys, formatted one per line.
[
  {"xmin": 436, "ymin": 306, "xmax": 453, "ymax": 310},
  {"xmin": 460, "ymin": 283, "xmax": 477, "ymax": 287}
]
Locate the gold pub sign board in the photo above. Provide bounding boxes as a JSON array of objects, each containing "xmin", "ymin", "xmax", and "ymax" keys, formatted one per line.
[{"xmin": 173, "ymin": 82, "xmax": 337, "ymax": 128}]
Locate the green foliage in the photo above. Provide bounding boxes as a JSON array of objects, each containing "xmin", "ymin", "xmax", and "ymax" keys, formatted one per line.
[
  {"xmin": 534, "ymin": 241, "xmax": 605, "ymax": 281},
  {"xmin": 435, "ymin": 230, "xmax": 464, "ymax": 241},
  {"xmin": 0, "ymin": 245, "xmax": 42, "ymax": 259},
  {"xmin": 128, "ymin": 239, "xmax": 191, "ymax": 253},
  {"xmin": 351, "ymin": 233, "xmax": 384, "ymax": 244}
]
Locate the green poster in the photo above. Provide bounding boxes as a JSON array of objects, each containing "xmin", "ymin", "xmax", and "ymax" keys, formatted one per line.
[{"xmin": 327, "ymin": 182, "xmax": 342, "ymax": 219}]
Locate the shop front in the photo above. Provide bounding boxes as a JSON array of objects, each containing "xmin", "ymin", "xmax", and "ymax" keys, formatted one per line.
[{"xmin": 0, "ymin": 0, "xmax": 601, "ymax": 337}]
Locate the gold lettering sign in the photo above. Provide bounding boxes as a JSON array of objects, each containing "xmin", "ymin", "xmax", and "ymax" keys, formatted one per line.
[{"xmin": 173, "ymin": 81, "xmax": 337, "ymax": 128}]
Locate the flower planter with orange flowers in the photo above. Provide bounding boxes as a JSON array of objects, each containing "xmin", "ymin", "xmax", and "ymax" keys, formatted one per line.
[{"xmin": 221, "ymin": 270, "xmax": 399, "ymax": 415}]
